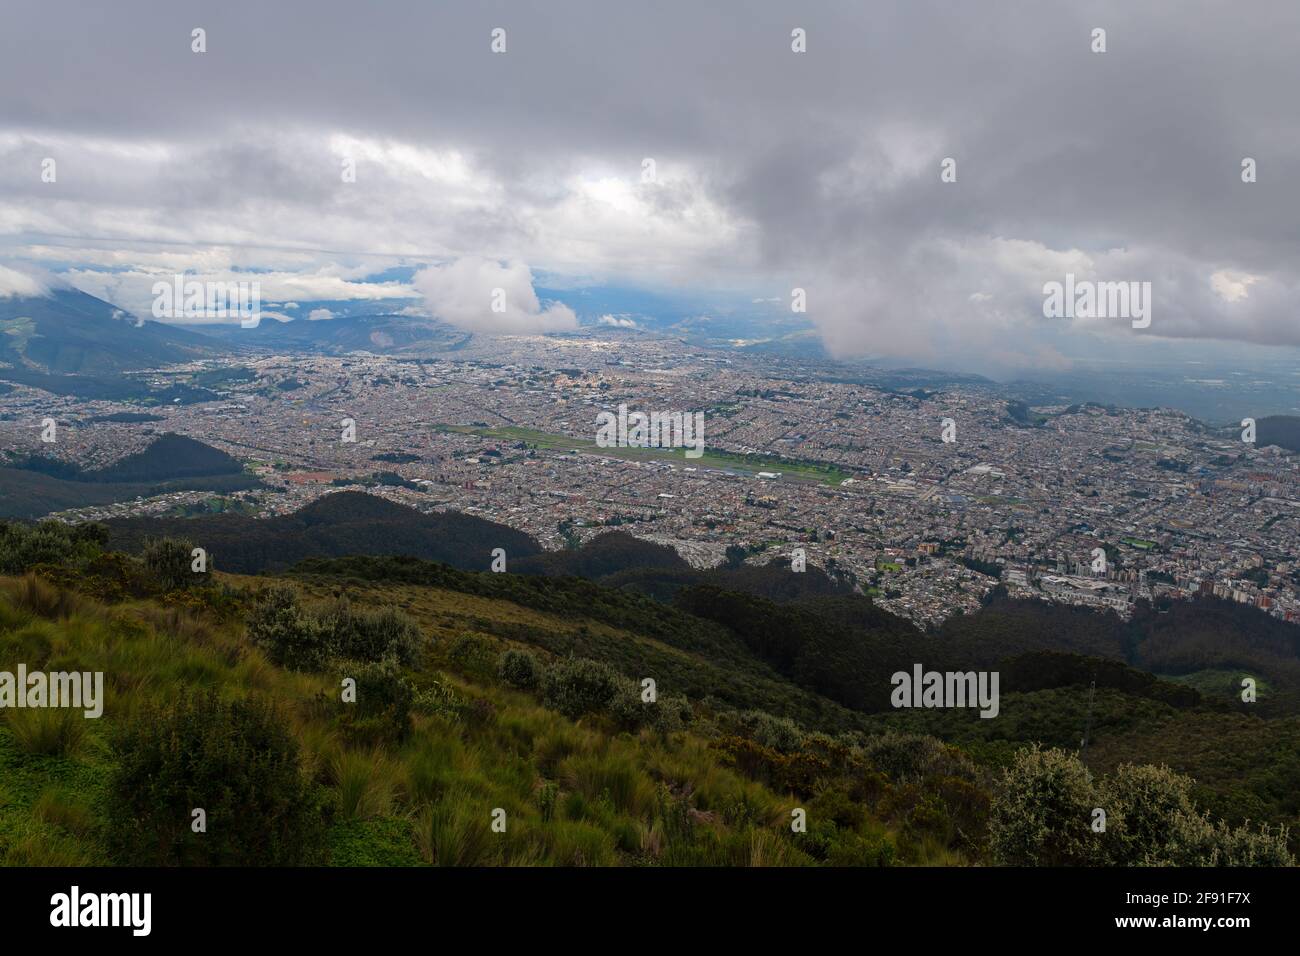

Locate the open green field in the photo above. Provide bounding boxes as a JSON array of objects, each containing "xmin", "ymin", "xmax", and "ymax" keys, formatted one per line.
[
  {"xmin": 1160, "ymin": 669, "xmax": 1272, "ymax": 703},
  {"xmin": 438, "ymin": 425, "xmax": 851, "ymax": 485}
]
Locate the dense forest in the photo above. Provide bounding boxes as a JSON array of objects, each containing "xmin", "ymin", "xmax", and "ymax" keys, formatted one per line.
[
  {"xmin": 105, "ymin": 491, "xmax": 541, "ymax": 573},
  {"xmin": 0, "ymin": 434, "xmax": 259, "ymax": 519}
]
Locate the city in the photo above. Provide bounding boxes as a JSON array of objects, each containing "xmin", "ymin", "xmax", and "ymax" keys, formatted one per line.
[{"xmin": 4, "ymin": 328, "xmax": 1296, "ymax": 628}]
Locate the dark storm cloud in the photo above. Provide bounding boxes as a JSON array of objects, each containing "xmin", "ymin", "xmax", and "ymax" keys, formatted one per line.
[{"xmin": 1, "ymin": 0, "xmax": 1298, "ymax": 365}]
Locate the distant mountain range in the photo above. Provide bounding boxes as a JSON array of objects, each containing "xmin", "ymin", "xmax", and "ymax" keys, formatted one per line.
[
  {"xmin": 0, "ymin": 288, "xmax": 476, "ymax": 398},
  {"xmin": 197, "ymin": 312, "xmax": 471, "ymax": 354},
  {"xmin": 0, "ymin": 288, "xmax": 215, "ymax": 374}
]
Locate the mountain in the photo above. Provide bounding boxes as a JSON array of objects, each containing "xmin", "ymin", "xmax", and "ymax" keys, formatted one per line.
[
  {"xmin": 511, "ymin": 531, "xmax": 690, "ymax": 578},
  {"xmin": 11, "ymin": 433, "xmax": 244, "ymax": 484},
  {"xmin": 196, "ymin": 312, "xmax": 471, "ymax": 354},
  {"xmin": 0, "ymin": 433, "xmax": 258, "ymax": 519},
  {"xmin": 103, "ymin": 490, "xmax": 542, "ymax": 573},
  {"xmin": 0, "ymin": 288, "xmax": 217, "ymax": 375}
]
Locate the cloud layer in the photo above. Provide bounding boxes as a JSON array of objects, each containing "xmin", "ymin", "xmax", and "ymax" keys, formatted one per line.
[{"xmin": 1, "ymin": 0, "xmax": 1298, "ymax": 368}]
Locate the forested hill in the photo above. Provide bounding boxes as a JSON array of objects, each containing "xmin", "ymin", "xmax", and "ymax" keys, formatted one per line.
[
  {"xmin": 0, "ymin": 434, "xmax": 258, "ymax": 519},
  {"xmin": 12, "ymin": 433, "xmax": 244, "ymax": 483},
  {"xmin": 105, "ymin": 490, "xmax": 542, "ymax": 573}
]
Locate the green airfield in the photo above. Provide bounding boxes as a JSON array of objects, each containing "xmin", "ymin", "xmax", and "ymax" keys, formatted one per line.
[{"xmin": 437, "ymin": 424, "xmax": 850, "ymax": 485}]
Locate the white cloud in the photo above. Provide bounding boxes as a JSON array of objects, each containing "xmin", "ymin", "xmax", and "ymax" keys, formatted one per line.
[
  {"xmin": 598, "ymin": 314, "xmax": 637, "ymax": 328},
  {"xmin": 413, "ymin": 257, "xmax": 577, "ymax": 334},
  {"xmin": 0, "ymin": 264, "xmax": 50, "ymax": 297},
  {"xmin": 1210, "ymin": 270, "xmax": 1260, "ymax": 303},
  {"xmin": 307, "ymin": 308, "xmax": 335, "ymax": 321},
  {"xmin": 55, "ymin": 266, "xmax": 414, "ymax": 321}
]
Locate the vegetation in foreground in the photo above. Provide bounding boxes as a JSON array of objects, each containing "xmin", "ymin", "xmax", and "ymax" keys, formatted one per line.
[{"xmin": 0, "ymin": 519, "xmax": 1293, "ymax": 866}]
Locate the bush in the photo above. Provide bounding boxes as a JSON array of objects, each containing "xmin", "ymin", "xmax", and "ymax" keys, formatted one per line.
[
  {"xmin": 1166, "ymin": 813, "xmax": 1294, "ymax": 866},
  {"xmin": 541, "ymin": 657, "xmax": 622, "ymax": 719},
  {"xmin": 1097, "ymin": 763, "xmax": 1196, "ymax": 865},
  {"xmin": 340, "ymin": 658, "xmax": 414, "ymax": 743},
  {"xmin": 989, "ymin": 745, "xmax": 1100, "ymax": 866},
  {"xmin": 106, "ymin": 691, "xmax": 327, "ymax": 865},
  {"xmin": 320, "ymin": 598, "xmax": 421, "ymax": 666},
  {"xmin": 861, "ymin": 731, "xmax": 978, "ymax": 785},
  {"xmin": 498, "ymin": 649, "xmax": 541, "ymax": 690},
  {"xmin": 608, "ymin": 679, "xmax": 652, "ymax": 730},
  {"xmin": 142, "ymin": 536, "xmax": 210, "ymax": 591},
  {"xmin": 413, "ymin": 679, "xmax": 466, "ymax": 722},
  {"xmin": 719, "ymin": 710, "xmax": 806, "ymax": 753},
  {"xmin": 247, "ymin": 585, "xmax": 330, "ymax": 671},
  {"xmin": 990, "ymin": 748, "xmax": 1295, "ymax": 867},
  {"xmin": 447, "ymin": 633, "xmax": 497, "ymax": 681},
  {"xmin": 608, "ymin": 679, "xmax": 690, "ymax": 733},
  {"xmin": 0, "ymin": 520, "xmax": 107, "ymax": 575}
]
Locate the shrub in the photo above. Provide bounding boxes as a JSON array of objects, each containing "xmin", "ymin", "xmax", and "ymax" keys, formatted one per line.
[
  {"xmin": 447, "ymin": 633, "xmax": 497, "ymax": 680},
  {"xmin": 989, "ymin": 745, "xmax": 1100, "ymax": 866},
  {"xmin": 861, "ymin": 730, "xmax": 977, "ymax": 784},
  {"xmin": 608, "ymin": 678, "xmax": 652, "ymax": 730},
  {"xmin": 608, "ymin": 679, "xmax": 690, "ymax": 733},
  {"xmin": 720, "ymin": 710, "xmax": 805, "ymax": 753},
  {"xmin": 320, "ymin": 598, "xmax": 421, "ymax": 666},
  {"xmin": 0, "ymin": 520, "xmax": 107, "ymax": 575},
  {"xmin": 413, "ymin": 679, "xmax": 466, "ymax": 722},
  {"xmin": 106, "ymin": 691, "xmax": 327, "ymax": 865},
  {"xmin": 246, "ymin": 585, "xmax": 330, "ymax": 671},
  {"xmin": 498, "ymin": 649, "xmax": 541, "ymax": 690},
  {"xmin": 1096, "ymin": 763, "xmax": 1197, "ymax": 865},
  {"xmin": 142, "ymin": 536, "xmax": 210, "ymax": 591},
  {"xmin": 541, "ymin": 657, "xmax": 622, "ymax": 719},
  {"xmin": 1166, "ymin": 813, "xmax": 1294, "ymax": 866},
  {"xmin": 340, "ymin": 658, "xmax": 415, "ymax": 743}
]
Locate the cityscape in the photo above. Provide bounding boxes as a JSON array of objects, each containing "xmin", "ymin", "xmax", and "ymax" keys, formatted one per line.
[
  {"xmin": 1, "ymin": 0, "xmax": 1297, "ymax": 929},
  {"xmin": 4, "ymin": 330, "xmax": 1297, "ymax": 628}
]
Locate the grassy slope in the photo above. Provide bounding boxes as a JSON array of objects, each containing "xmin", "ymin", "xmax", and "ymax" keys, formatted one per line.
[
  {"xmin": 0, "ymin": 574, "xmax": 906, "ymax": 867},
  {"xmin": 287, "ymin": 573, "xmax": 870, "ymax": 733},
  {"xmin": 6, "ymin": 562, "xmax": 1294, "ymax": 865}
]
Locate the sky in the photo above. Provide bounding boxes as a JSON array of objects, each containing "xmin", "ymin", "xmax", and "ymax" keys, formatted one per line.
[{"xmin": 1, "ymin": 0, "xmax": 1299, "ymax": 377}]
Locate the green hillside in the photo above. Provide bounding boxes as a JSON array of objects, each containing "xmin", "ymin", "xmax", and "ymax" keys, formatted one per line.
[{"xmin": 0, "ymin": 522, "xmax": 1292, "ymax": 867}]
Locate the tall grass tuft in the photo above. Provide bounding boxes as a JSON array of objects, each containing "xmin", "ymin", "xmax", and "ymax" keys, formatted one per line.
[
  {"xmin": 329, "ymin": 749, "xmax": 397, "ymax": 821},
  {"xmin": 417, "ymin": 791, "xmax": 496, "ymax": 866},
  {"xmin": 5, "ymin": 707, "xmax": 88, "ymax": 757},
  {"xmin": 32, "ymin": 785, "xmax": 96, "ymax": 837}
]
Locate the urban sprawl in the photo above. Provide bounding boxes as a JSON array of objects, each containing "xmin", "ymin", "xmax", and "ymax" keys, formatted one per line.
[{"xmin": 4, "ymin": 331, "xmax": 1297, "ymax": 628}]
